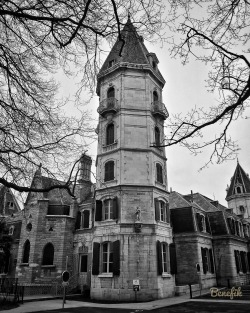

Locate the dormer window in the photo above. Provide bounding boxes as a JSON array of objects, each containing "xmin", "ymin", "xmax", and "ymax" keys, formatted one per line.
[
  {"xmin": 196, "ymin": 213, "xmax": 206, "ymax": 232},
  {"xmin": 152, "ymin": 61, "xmax": 157, "ymax": 70},
  {"xmin": 108, "ymin": 59, "xmax": 115, "ymax": 68},
  {"xmin": 235, "ymin": 186, "xmax": 243, "ymax": 194},
  {"xmin": 239, "ymin": 205, "xmax": 245, "ymax": 213},
  {"xmin": 9, "ymin": 226, "xmax": 15, "ymax": 235}
]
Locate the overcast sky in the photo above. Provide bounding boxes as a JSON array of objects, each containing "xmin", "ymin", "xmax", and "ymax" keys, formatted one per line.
[{"xmin": 59, "ymin": 25, "xmax": 249, "ymax": 208}]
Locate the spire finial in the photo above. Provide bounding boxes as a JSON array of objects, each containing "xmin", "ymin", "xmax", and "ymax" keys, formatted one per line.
[
  {"xmin": 237, "ymin": 157, "xmax": 239, "ymax": 164},
  {"xmin": 127, "ymin": 11, "xmax": 131, "ymax": 23}
]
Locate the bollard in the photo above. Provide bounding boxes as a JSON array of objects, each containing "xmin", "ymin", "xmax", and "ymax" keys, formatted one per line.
[{"xmin": 189, "ymin": 284, "xmax": 192, "ymax": 299}]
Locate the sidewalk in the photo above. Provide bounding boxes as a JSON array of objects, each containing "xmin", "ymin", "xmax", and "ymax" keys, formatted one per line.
[
  {"xmin": 2, "ymin": 293, "xmax": 191, "ymax": 313},
  {"xmin": 3, "ymin": 289, "xmax": 250, "ymax": 313}
]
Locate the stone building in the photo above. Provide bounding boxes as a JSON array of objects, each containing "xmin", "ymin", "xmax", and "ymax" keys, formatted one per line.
[
  {"xmin": 1, "ymin": 18, "xmax": 250, "ymax": 301},
  {"xmin": 0, "ymin": 186, "xmax": 21, "ymax": 276}
]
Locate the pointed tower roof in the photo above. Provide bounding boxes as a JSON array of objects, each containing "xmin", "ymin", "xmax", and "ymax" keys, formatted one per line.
[
  {"xmin": 97, "ymin": 18, "xmax": 165, "ymax": 93},
  {"xmin": 226, "ymin": 162, "xmax": 250, "ymax": 199}
]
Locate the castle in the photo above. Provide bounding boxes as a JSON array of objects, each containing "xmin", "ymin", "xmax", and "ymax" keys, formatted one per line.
[{"xmin": 1, "ymin": 18, "xmax": 250, "ymax": 301}]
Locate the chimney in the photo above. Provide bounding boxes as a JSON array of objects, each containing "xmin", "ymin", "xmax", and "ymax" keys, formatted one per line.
[
  {"xmin": 191, "ymin": 190, "xmax": 193, "ymax": 202},
  {"xmin": 78, "ymin": 154, "xmax": 92, "ymax": 182},
  {"xmin": 78, "ymin": 154, "xmax": 92, "ymax": 202}
]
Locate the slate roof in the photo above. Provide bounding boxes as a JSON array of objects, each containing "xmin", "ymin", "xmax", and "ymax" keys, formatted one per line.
[
  {"xmin": 98, "ymin": 17, "xmax": 165, "ymax": 84},
  {"xmin": 171, "ymin": 191, "xmax": 226, "ymax": 213},
  {"xmin": 226, "ymin": 162, "xmax": 250, "ymax": 199}
]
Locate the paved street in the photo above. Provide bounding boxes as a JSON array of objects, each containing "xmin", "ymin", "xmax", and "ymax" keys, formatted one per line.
[
  {"xmin": 2, "ymin": 298, "xmax": 250, "ymax": 313},
  {"xmin": 6, "ymin": 301, "xmax": 250, "ymax": 313}
]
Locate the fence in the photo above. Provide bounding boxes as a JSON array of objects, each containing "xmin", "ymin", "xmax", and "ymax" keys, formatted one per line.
[{"xmin": 0, "ymin": 277, "xmax": 24, "ymax": 304}]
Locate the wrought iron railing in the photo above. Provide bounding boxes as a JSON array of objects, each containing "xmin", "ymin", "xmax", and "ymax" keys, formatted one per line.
[
  {"xmin": 97, "ymin": 97, "xmax": 119, "ymax": 116},
  {"xmin": 0, "ymin": 277, "xmax": 24, "ymax": 303},
  {"xmin": 151, "ymin": 101, "xmax": 169, "ymax": 120}
]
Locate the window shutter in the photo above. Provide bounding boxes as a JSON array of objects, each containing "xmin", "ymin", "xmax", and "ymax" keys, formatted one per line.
[
  {"xmin": 83, "ymin": 210, "xmax": 90, "ymax": 228},
  {"xmin": 92, "ymin": 242, "xmax": 100, "ymax": 275},
  {"xmin": 205, "ymin": 216, "xmax": 211, "ymax": 233},
  {"xmin": 113, "ymin": 240, "xmax": 120, "ymax": 275},
  {"xmin": 112, "ymin": 197, "xmax": 118, "ymax": 219},
  {"xmin": 75, "ymin": 211, "xmax": 81, "ymax": 230},
  {"xmin": 209, "ymin": 249, "xmax": 214, "ymax": 274},
  {"xmin": 95, "ymin": 200, "xmax": 102, "ymax": 221},
  {"xmin": 234, "ymin": 250, "xmax": 240, "ymax": 273},
  {"xmin": 169, "ymin": 243, "xmax": 177, "ymax": 274},
  {"xmin": 201, "ymin": 248, "xmax": 207, "ymax": 274},
  {"xmin": 166, "ymin": 202, "xmax": 170, "ymax": 224},
  {"xmin": 247, "ymin": 252, "xmax": 250, "ymax": 271},
  {"xmin": 155, "ymin": 199, "xmax": 160, "ymax": 222},
  {"xmin": 156, "ymin": 240, "xmax": 163, "ymax": 275},
  {"xmin": 240, "ymin": 251, "xmax": 247, "ymax": 273}
]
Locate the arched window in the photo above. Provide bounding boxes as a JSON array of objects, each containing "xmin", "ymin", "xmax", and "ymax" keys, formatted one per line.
[
  {"xmin": 104, "ymin": 161, "xmax": 114, "ymax": 182},
  {"xmin": 106, "ymin": 123, "xmax": 114, "ymax": 145},
  {"xmin": 156, "ymin": 163, "xmax": 163, "ymax": 184},
  {"xmin": 107, "ymin": 87, "xmax": 115, "ymax": 99},
  {"xmin": 22, "ymin": 240, "xmax": 30, "ymax": 263},
  {"xmin": 239, "ymin": 205, "xmax": 245, "ymax": 213},
  {"xmin": 42, "ymin": 243, "xmax": 54, "ymax": 265},
  {"xmin": 153, "ymin": 91, "xmax": 158, "ymax": 102},
  {"xmin": 236, "ymin": 186, "xmax": 242, "ymax": 194},
  {"xmin": 155, "ymin": 126, "xmax": 160, "ymax": 146}
]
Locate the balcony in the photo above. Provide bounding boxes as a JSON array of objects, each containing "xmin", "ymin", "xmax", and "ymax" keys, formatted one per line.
[
  {"xmin": 97, "ymin": 97, "xmax": 119, "ymax": 117},
  {"xmin": 151, "ymin": 101, "xmax": 169, "ymax": 120}
]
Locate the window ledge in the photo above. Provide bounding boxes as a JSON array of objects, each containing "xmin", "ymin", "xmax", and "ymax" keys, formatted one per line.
[
  {"xmin": 162, "ymin": 273, "xmax": 171, "ymax": 278},
  {"xmin": 155, "ymin": 181, "xmax": 166, "ymax": 188},
  {"xmin": 157, "ymin": 220, "xmax": 170, "ymax": 225},
  {"xmin": 41, "ymin": 265, "xmax": 56, "ymax": 269},
  {"xmin": 98, "ymin": 273, "xmax": 113, "ymax": 278},
  {"xmin": 103, "ymin": 179, "xmax": 117, "ymax": 184},
  {"xmin": 20, "ymin": 263, "xmax": 29, "ymax": 267},
  {"xmin": 96, "ymin": 220, "xmax": 117, "ymax": 226}
]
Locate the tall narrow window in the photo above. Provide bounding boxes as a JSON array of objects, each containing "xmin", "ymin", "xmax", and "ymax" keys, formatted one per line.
[
  {"xmin": 80, "ymin": 255, "xmax": 88, "ymax": 272},
  {"xmin": 42, "ymin": 243, "xmax": 54, "ymax": 265},
  {"xmin": 156, "ymin": 163, "xmax": 163, "ymax": 184},
  {"xmin": 102, "ymin": 242, "xmax": 113, "ymax": 273},
  {"xmin": 106, "ymin": 123, "xmax": 114, "ymax": 145},
  {"xmin": 156, "ymin": 241, "xmax": 168, "ymax": 274},
  {"xmin": 82, "ymin": 210, "xmax": 90, "ymax": 228},
  {"xmin": 22, "ymin": 240, "xmax": 30, "ymax": 263},
  {"xmin": 160, "ymin": 201, "xmax": 165, "ymax": 221},
  {"xmin": 153, "ymin": 91, "xmax": 158, "ymax": 102},
  {"xmin": 104, "ymin": 199, "xmax": 113, "ymax": 220},
  {"xmin": 107, "ymin": 87, "xmax": 115, "ymax": 99},
  {"xmin": 162, "ymin": 243, "xmax": 168, "ymax": 272},
  {"xmin": 155, "ymin": 126, "xmax": 160, "ymax": 146},
  {"xmin": 104, "ymin": 161, "xmax": 114, "ymax": 182}
]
